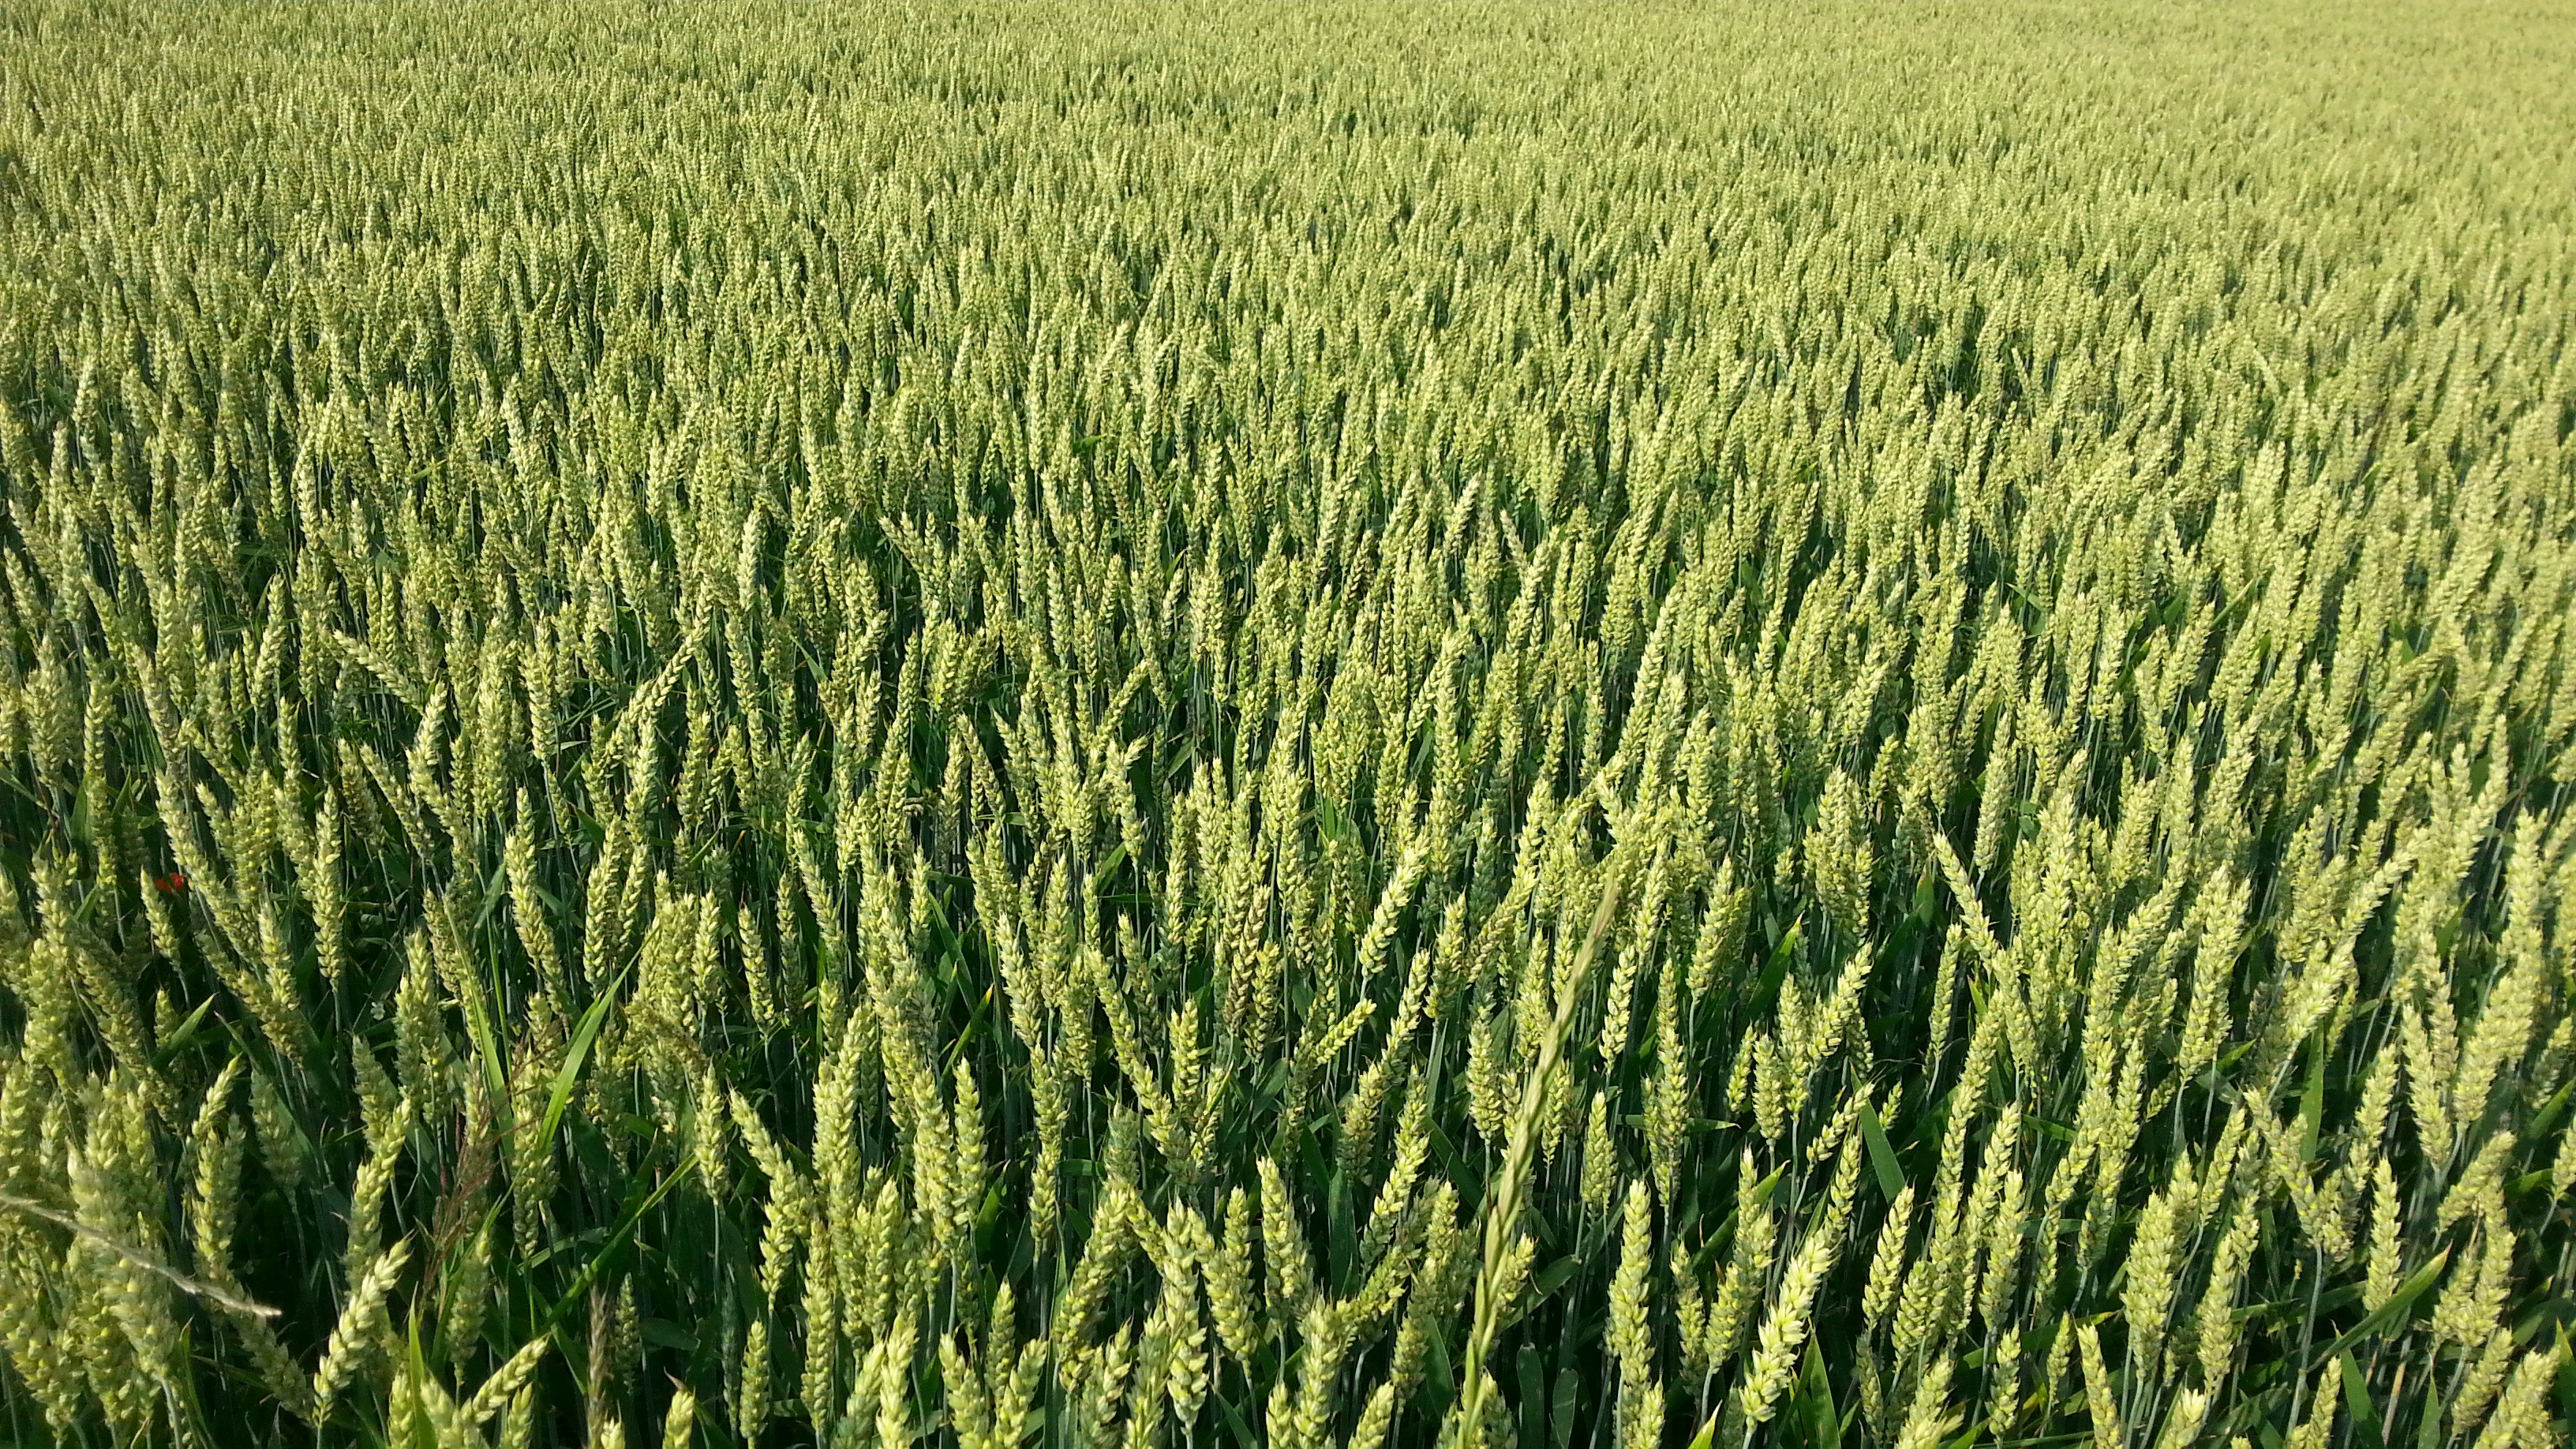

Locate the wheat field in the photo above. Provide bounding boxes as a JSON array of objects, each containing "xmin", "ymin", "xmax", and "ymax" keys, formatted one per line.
[{"xmin": 1, "ymin": 2, "xmax": 2573, "ymax": 1447}]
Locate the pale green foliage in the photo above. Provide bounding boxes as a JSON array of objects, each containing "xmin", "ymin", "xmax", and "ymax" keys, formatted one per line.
[{"xmin": 0, "ymin": 0, "xmax": 2574, "ymax": 1447}]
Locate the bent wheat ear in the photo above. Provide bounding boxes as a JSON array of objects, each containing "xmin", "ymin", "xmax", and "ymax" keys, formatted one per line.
[
  {"xmin": 1456, "ymin": 860, "xmax": 1626, "ymax": 1445},
  {"xmin": 466, "ymin": 1334, "xmax": 553, "ymax": 1427}
]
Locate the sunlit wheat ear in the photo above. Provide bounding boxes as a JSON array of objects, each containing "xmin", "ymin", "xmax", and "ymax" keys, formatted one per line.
[{"xmin": 312, "ymin": 1239, "xmax": 412, "ymax": 1420}]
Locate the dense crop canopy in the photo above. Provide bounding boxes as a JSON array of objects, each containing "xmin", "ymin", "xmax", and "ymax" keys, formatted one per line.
[{"xmin": 2, "ymin": 2, "xmax": 2573, "ymax": 1447}]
